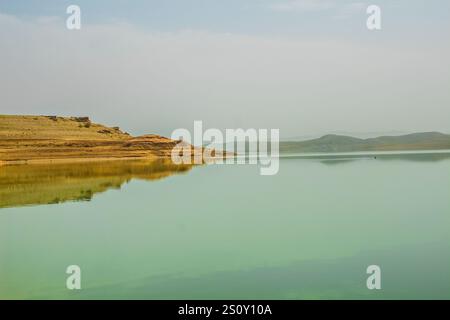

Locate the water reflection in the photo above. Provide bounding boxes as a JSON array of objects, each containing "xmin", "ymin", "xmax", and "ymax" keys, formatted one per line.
[
  {"xmin": 0, "ymin": 159, "xmax": 192, "ymax": 208},
  {"xmin": 280, "ymin": 151, "xmax": 450, "ymax": 165}
]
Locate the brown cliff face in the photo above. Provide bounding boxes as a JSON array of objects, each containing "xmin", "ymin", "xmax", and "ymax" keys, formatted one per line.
[{"xmin": 0, "ymin": 115, "xmax": 197, "ymax": 164}]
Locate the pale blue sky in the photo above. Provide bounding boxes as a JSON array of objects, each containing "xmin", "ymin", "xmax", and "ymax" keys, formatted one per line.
[
  {"xmin": 1, "ymin": 0, "xmax": 449, "ymax": 37},
  {"xmin": 0, "ymin": 1, "xmax": 449, "ymax": 137}
]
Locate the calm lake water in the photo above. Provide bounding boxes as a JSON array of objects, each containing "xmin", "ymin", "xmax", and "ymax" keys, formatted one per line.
[{"xmin": 1, "ymin": 153, "xmax": 450, "ymax": 299}]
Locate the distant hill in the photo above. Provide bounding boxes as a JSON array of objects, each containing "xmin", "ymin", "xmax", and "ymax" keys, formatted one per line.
[{"xmin": 280, "ymin": 132, "xmax": 450, "ymax": 153}]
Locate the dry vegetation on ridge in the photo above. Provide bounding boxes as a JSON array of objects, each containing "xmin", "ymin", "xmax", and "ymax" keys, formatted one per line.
[{"xmin": 0, "ymin": 115, "xmax": 189, "ymax": 164}]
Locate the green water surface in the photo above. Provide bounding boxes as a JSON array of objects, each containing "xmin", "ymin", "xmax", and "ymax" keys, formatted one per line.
[{"xmin": 1, "ymin": 153, "xmax": 450, "ymax": 299}]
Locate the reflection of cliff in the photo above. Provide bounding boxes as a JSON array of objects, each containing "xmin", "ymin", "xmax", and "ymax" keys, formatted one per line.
[{"xmin": 0, "ymin": 160, "xmax": 192, "ymax": 208}]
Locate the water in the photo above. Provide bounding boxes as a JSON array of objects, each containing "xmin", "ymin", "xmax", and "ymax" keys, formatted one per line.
[{"xmin": 1, "ymin": 154, "xmax": 450, "ymax": 299}]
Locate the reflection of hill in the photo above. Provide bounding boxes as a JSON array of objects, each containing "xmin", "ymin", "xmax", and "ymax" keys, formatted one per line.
[{"xmin": 0, "ymin": 160, "xmax": 192, "ymax": 209}]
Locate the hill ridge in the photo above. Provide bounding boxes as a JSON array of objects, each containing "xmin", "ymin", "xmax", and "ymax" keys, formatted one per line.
[
  {"xmin": 0, "ymin": 115, "xmax": 185, "ymax": 163},
  {"xmin": 280, "ymin": 132, "xmax": 450, "ymax": 153}
]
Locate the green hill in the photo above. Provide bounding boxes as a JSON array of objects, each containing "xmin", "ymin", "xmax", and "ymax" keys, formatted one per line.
[{"xmin": 280, "ymin": 132, "xmax": 450, "ymax": 153}]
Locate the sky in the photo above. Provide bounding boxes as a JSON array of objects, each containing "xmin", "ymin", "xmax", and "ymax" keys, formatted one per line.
[{"xmin": 0, "ymin": 0, "xmax": 449, "ymax": 138}]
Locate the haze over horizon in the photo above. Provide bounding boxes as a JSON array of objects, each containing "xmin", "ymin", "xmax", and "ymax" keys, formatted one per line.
[{"xmin": 1, "ymin": 0, "xmax": 449, "ymax": 138}]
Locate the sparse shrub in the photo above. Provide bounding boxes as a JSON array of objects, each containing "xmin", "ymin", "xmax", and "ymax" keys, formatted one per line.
[{"xmin": 74, "ymin": 117, "xmax": 90, "ymax": 122}]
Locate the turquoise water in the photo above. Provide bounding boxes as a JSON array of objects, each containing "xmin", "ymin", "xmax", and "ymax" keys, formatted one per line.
[{"xmin": 1, "ymin": 154, "xmax": 450, "ymax": 299}]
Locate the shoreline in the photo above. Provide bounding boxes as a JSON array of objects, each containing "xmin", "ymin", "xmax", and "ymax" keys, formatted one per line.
[
  {"xmin": 0, "ymin": 153, "xmax": 233, "ymax": 166},
  {"xmin": 0, "ymin": 156, "xmax": 159, "ymax": 166},
  {"xmin": 278, "ymin": 149, "xmax": 450, "ymax": 158}
]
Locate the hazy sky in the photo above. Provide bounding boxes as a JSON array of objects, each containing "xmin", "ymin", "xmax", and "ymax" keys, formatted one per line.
[{"xmin": 0, "ymin": 0, "xmax": 449, "ymax": 138}]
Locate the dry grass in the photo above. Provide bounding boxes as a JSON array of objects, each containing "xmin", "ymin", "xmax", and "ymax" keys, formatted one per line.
[
  {"xmin": 0, "ymin": 115, "xmax": 188, "ymax": 163},
  {"xmin": 0, "ymin": 115, "xmax": 130, "ymax": 140}
]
